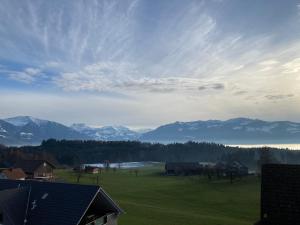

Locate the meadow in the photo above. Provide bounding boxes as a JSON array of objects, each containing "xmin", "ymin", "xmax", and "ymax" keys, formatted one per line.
[{"xmin": 55, "ymin": 165, "xmax": 260, "ymax": 225}]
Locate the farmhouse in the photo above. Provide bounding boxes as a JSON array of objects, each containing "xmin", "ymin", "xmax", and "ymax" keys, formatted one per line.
[
  {"xmin": 227, "ymin": 161, "xmax": 248, "ymax": 176},
  {"xmin": 215, "ymin": 161, "xmax": 248, "ymax": 176},
  {"xmin": 14, "ymin": 160, "xmax": 55, "ymax": 180},
  {"xmin": 0, "ymin": 179, "xmax": 123, "ymax": 225},
  {"xmin": 165, "ymin": 161, "xmax": 248, "ymax": 177},
  {"xmin": 0, "ymin": 168, "xmax": 26, "ymax": 180},
  {"xmin": 85, "ymin": 166, "xmax": 100, "ymax": 174},
  {"xmin": 165, "ymin": 162, "xmax": 202, "ymax": 175}
]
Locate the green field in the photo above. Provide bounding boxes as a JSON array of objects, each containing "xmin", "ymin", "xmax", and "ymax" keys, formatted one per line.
[{"xmin": 55, "ymin": 166, "xmax": 260, "ymax": 225}]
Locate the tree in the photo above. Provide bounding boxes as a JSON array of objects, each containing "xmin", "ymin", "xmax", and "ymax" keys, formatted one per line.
[
  {"xmin": 257, "ymin": 147, "xmax": 277, "ymax": 174},
  {"xmin": 75, "ymin": 169, "xmax": 83, "ymax": 183},
  {"xmin": 134, "ymin": 169, "xmax": 139, "ymax": 177}
]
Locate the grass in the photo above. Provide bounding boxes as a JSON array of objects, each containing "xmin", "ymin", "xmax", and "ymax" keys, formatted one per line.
[{"xmin": 55, "ymin": 165, "xmax": 260, "ymax": 225}]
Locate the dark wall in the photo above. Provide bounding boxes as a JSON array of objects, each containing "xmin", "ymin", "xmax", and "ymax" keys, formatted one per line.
[{"xmin": 260, "ymin": 164, "xmax": 300, "ymax": 225}]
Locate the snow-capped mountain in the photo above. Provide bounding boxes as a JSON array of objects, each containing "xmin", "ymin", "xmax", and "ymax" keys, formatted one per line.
[
  {"xmin": 71, "ymin": 123, "xmax": 140, "ymax": 141},
  {"xmin": 0, "ymin": 119, "xmax": 21, "ymax": 145},
  {"xmin": 1, "ymin": 116, "xmax": 300, "ymax": 146},
  {"xmin": 140, "ymin": 118, "xmax": 300, "ymax": 144},
  {"xmin": 4, "ymin": 116, "xmax": 49, "ymax": 127},
  {"xmin": 2, "ymin": 116, "xmax": 87, "ymax": 145}
]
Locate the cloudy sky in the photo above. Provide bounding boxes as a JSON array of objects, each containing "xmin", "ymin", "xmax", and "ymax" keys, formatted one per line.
[{"xmin": 0, "ymin": 0, "xmax": 300, "ymax": 128}]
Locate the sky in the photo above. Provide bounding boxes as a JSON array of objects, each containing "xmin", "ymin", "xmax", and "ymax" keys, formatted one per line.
[{"xmin": 0, "ymin": 0, "xmax": 300, "ymax": 128}]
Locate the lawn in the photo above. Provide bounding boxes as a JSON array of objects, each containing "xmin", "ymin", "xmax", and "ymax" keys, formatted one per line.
[{"xmin": 55, "ymin": 165, "xmax": 260, "ymax": 225}]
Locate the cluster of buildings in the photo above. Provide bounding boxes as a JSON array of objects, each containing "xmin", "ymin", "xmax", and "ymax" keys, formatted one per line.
[
  {"xmin": 165, "ymin": 161, "xmax": 249, "ymax": 177},
  {"xmin": 0, "ymin": 159, "xmax": 123, "ymax": 225},
  {"xmin": 74, "ymin": 165, "xmax": 102, "ymax": 174},
  {"xmin": 1, "ymin": 158, "xmax": 299, "ymax": 225},
  {"xmin": 0, "ymin": 160, "xmax": 55, "ymax": 181}
]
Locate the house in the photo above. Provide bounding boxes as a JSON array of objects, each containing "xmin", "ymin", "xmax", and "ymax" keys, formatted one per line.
[
  {"xmin": 0, "ymin": 168, "xmax": 26, "ymax": 180},
  {"xmin": 165, "ymin": 162, "xmax": 202, "ymax": 175},
  {"xmin": 198, "ymin": 162, "xmax": 216, "ymax": 168},
  {"xmin": 73, "ymin": 165, "xmax": 85, "ymax": 172},
  {"xmin": 254, "ymin": 164, "xmax": 300, "ymax": 225},
  {"xmin": 0, "ymin": 179, "xmax": 123, "ymax": 225},
  {"xmin": 215, "ymin": 161, "xmax": 248, "ymax": 177},
  {"xmin": 14, "ymin": 160, "xmax": 55, "ymax": 180},
  {"xmin": 85, "ymin": 166, "xmax": 99, "ymax": 174},
  {"xmin": 226, "ymin": 161, "xmax": 248, "ymax": 177}
]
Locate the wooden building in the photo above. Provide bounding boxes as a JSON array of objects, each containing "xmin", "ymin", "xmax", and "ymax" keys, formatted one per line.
[
  {"xmin": 225, "ymin": 161, "xmax": 249, "ymax": 177},
  {"xmin": 215, "ymin": 161, "xmax": 248, "ymax": 177},
  {"xmin": 85, "ymin": 166, "xmax": 100, "ymax": 174},
  {"xmin": 0, "ymin": 179, "xmax": 123, "ymax": 225},
  {"xmin": 165, "ymin": 162, "xmax": 202, "ymax": 175},
  {"xmin": 14, "ymin": 160, "xmax": 55, "ymax": 180},
  {"xmin": 165, "ymin": 161, "xmax": 248, "ymax": 177}
]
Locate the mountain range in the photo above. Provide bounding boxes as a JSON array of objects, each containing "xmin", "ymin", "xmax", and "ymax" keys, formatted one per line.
[
  {"xmin": 141, "ymin": 118, "xmax": 300, "ymax": 144},
  {"xmin": 0, "ymin": 116, "xmax": 300, "ymax": 146}
]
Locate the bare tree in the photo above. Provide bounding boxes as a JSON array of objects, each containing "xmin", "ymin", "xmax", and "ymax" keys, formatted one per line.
[
  {"xmin": 104, "ymin": 160, "xmax": 110, "ymax": 172},
  {"xmin": 75, "ymin": 169, "xmax": 83, "ymax": 183},
  {"xmin": 134, "ymin": 169, "xmax": 139, "ymax": 177},
  {"xmin": 257, "ymin": 147, "xmax": 277, "ymax": 174}
]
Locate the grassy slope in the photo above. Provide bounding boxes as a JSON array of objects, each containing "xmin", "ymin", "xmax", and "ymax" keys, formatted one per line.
[{"xmin": 55, "ymin": 166, "xmax": 260, "ymax": 225}]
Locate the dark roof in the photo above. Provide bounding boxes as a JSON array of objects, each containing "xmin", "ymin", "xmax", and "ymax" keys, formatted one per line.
[
  {"xmin": 0, "ymin": 161, "xmax": 13, "ymax": 168},
  {"xmin": 0, "ymin": 179, "xmax": 123, "ymax": 225},
  {"xmin": 2, "ymin": 168, "xmax": 26, "ymax": 180},
  {"xmin": 0, "ymin": 187, "xmax": 29, "ymax": 225},
  {"xmin": 85, "ymin": 166, "xmax": 99, "ymax": 170},
  {"xmin": 215, "ymin": 161, "xmax": 248, "ymax": 169},
  {"xmin": 165, "ymin": 162, "xmax": 201, "ymax": 170},
  {"xmin": 14, "ymin": 160, "xmax": 55, "ymax": 174}
]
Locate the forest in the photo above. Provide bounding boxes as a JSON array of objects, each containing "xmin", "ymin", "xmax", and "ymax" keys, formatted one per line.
[{"xmin": 1, "ymin": 139, "xmax": 300, "ymax": 169}]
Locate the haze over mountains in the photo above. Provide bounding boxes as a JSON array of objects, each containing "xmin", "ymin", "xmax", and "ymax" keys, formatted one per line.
[{"xmin": 0, "ymin": 116, "xmax": 300, "ymax": 146}]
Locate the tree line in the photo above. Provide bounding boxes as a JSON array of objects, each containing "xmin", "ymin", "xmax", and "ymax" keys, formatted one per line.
[{"xmin": 1, "ymin": 140, "xmax": 300, "ymax": 169}]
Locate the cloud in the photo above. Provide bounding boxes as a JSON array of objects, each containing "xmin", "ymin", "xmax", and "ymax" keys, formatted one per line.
[
  {"xmin": 211, "ymin": 83, "xmax": 225, "ymax": 90},
  {"xmin": 198, "ymin": 83, "xmax": 225, "ymax": 91},
  {"xmin": 257, "ymin": 60, "xmax": 280, "ymax": 72},
  {"xmin": 233, "ymin": 90, "xmax": 247, "ymax": 96},
  {"xmin": 282, "ymin": 58, "xmax": 300, "ymax": 73},
  {"xmin": 1, "ymin": 1, "xmax": 300, "ymax": 125},
  {"xmin": 265, "ymin": 94, "xmax": 294, "ymax": 101},
  {"xmin": 259, "ymin": 60, "xmax": 280, "ymax": 66},
  {"xmin": 53, "ymin": 61, "xmax": 227, "ymax": 93},
  {"xmin": 259, "ymin": 66, "xmax": 273, "ymax": 72},
  {"xmin": 3, "ymin": 67, "xmax": 43, "ymax": 84}
]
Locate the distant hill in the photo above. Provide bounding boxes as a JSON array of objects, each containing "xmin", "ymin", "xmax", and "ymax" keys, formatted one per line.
[
  {"xmin": 140, "ymin": 118, "xmax": 300, "ymax": 144},
  {"xmin": 1, "ymin": 116, "xmax": 86, "ymax": 145},
  {"xmin": 1, "ymin": 116, "xmax": 300, "ymax": 145},
  {"xmin": 71, "ymin": 123, "xmax": 140, "ymax": 141}
]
